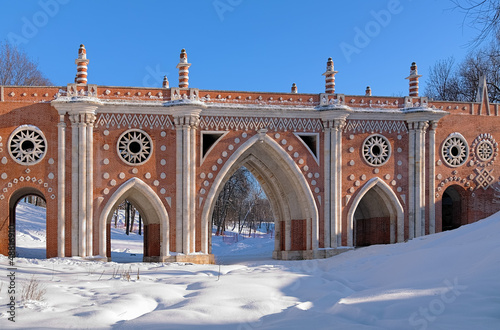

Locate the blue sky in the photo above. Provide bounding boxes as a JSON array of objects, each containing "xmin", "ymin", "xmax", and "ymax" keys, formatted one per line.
[{"xmin": 0, "ymin": 0, "xmax": 478, "ymax": 96}]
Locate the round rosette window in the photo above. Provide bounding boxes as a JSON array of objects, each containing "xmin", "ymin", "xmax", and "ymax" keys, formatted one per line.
[
  {"xmin": 476, "ymin": 140, "xmax": 494, "ymax": 162},
  {"xmin": 441, "ymin": 133, "xmax": 469, "ymax": 167},
  {"xmin": 362, "ymin": 134, "xmax": 391, "ymax": 166},
  {"xmin": 117, "ymin": 129, "xmax": 152, "ymax": 165},
  {"xmin": 8, "ymin": 125, "xmax": 47, "ymax": 165}
]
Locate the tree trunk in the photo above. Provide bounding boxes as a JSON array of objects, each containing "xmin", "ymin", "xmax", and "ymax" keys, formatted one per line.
[{"xmin": 125, "ymin": 201, "xmax": 130, "ymax": 235}]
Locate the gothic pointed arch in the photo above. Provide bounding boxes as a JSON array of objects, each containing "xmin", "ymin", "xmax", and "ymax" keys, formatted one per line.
[
  {"xmin": 200, "ymin": 132, "xmax": 319, "ymax": 259},
  {"xmin": 98, "ymin": 177, "xmax": 169, "ymax": 261},
  {"xmin": 347, "ymin": 177, "xmax": 404, "ymax": 247}
]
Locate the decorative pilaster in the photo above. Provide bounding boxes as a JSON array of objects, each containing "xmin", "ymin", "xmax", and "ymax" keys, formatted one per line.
[
  {"xmin": 175, "ymin": 121, "xmax": 183, "ymax": 253},
  {"xmin": 408, "ymin": 120, "xmax": 428, "ymax": 239},
  {"xmin": 173, "ymin": 112, "xmax": 201, "ymax": 254},
  {"xmin": 78, "ymin": 114, "xmax": 87, "ymax": 257},
  {"xmin": 323, "ymin": 121, "xmax": 332, "ymax": 248},
  {"xmin": 52, "ymin": 101, "xmax": 99, "ymax": 258},
  {"xmin": 428, "ymin": 121, "xmax": 438, "ymax": 234},
  {"xmin": 322, "ymin": 117, "xmax": 346, "ymax": 248},
  {"xmin": 190, "ymin": 116, "xmax": 198, "ymax": 253},
  {"xmin": 86, "ymin": 113, "xmax": 96, "ymax": 256},
  {"xmin": 335, "ymin": 120, "xmax": 345, "ymax": 246},
  {"xmin": 57, "ymin": 115, "xmax": 66, "ymax": 257},
  {"xmin": 69, "ymin": 114, "xmax": 80, "ymax": 256}
]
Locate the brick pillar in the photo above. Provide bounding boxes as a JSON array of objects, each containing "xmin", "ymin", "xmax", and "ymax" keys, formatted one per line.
[
  {"xmin": 322, "ymin": 57, "xmax": 338, "ymax": 94},
  {"xmin": 176, "ymin": 49, "xmax": 191, "ymax": 88},
  {"xmin": 75, "ymin": 44, "xmax": 89, "ymax": 85},
  {"xmin": 405, "ymin": 62, "xmax": 422, "ymax": 97},
  {"xmin": 365, "ymin": 86, "xmax": 372, "ymax": 96}
]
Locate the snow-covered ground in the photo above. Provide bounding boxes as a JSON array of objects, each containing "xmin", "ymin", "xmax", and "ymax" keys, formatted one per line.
[{"xmin": 1, "ymin": 202, "xmax": 500, "ymax": 329}]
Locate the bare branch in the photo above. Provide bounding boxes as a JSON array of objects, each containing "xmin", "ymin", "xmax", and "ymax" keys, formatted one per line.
[{"xmin": 0, "ymin": 40, "xmax": 51, "ymax": 86}]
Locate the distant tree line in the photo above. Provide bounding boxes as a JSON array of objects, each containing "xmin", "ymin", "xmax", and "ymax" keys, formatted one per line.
[
  {"xmin": 113, "ymin": 200, "xmax": 142, "ymax": 236},
  {"xmin": 212, "ymin": 167, "xmax": 273, "ymax": 236}
]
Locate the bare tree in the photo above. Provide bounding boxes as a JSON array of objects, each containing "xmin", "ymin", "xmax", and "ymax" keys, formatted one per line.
[
  {"xmin": 453, "ymin": 0, "xmax": 500, "ymax": 46},
  {"xmin": 0, "ymin": 41, "xmax": 51, "ymax": 86},
  {"xmin": 425, "ymin": 57, "xmax": 461, "ymax": 101},
  {"xmin": 212, "ymin": 167, "xmax": 251, "ymax": 235},
  {"xmin": 425, "ymin": 38, "xmax": 500, "ymax": 102}
]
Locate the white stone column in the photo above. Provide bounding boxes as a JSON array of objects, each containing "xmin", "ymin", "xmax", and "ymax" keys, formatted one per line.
[
  {"xmin": 70, "ymin": 114, "xmax": 80, "ymax": 256},
  {"xmin": 322, "ymin": 116, "xmax": 346, "ymax": 248},
  {"xmin": 174, "ymin": 113, "xmax": 200, "ymax": 255},
  {"xmin": 322, "ymin": 122, "xmax": 332, "ymax": 248},
  {"xmin": 330, "ymin": 122, "xmax": 338, "ymax": 247},
  {"xmin": 189, "ymin": 116, "xmax": 198, "ymax": 253},
  {"xmin": 175, "ymin": 120, "xmax": 183, "ymax": 253},
  {"xmin": 335, "ymin": 120, "xmax": 345, "ymax": 247},
  {"xmin": 57, "ymin": 115, "xmax": 66, "ymax": 257},
  {"xmin": 408, "ymin": 122, "xmax": 416, "ymax": 239},
  {"xmin": 428, "ymin": 121, "xmax": 438, "ymax": 234},
  {"xmin": 415, "ymin": 121, "xmax": 428, "ymax": 237},
  {"xmin": 51, "ymin": 100, "xmax": 98, "ymax": 258},
  {"xmin": 86, "ymin": 114, "xmax": 95, "ymax": 256},
  {"xmin": 78, "ymin": 115, "xmax": 87, "ymax": 257},
  {"xmin": 182, "ymin": 122, "xmax": 191, "ymax": 254}
]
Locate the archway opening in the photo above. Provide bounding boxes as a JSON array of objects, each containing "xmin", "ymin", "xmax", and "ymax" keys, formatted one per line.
[
  {"xmin": 211, "ymin": 166, "xmax": 275, "ymax": 263},
  {"xmin": 203, "ymin": 134, "xmax": 318, "ymax": 261},
  {"xmin": 109, "ymin": 199, "xmax": 144, "ymax": 263},
  {"xmin": 10, "ymin": 189, "xmax": 47, "ymax": 259},
  {"xmin": 102, "ymin": 178, "xmax": 168, "ymax": 262},
  {"xmin": 442, "ymin": 186, "xmax": 463, "ymax": 231},
  {"xmin": 354, "ymin": 189, "xmax": 391, "ymax": 247}
]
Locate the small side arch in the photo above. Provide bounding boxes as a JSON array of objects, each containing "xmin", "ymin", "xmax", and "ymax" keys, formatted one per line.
[
  {"xmin": 8, "ymin": 187, "xmax": 47, "ymax": 258},
  {"xmin": 98, "ymin": 178, "xmax": 169, "ymax": 261},
  {"xmin": 347, "ymin": 177, "xmax": 404, "ymax": 246}
]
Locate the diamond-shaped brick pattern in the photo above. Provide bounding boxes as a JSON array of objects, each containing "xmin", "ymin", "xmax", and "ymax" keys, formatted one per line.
[{"xmin": 474, "ymin": 168, "xmax": 495, "ymax": 190}]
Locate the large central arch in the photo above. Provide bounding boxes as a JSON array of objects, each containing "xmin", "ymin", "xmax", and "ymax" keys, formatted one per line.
[
  {"xmin": 98, "ymin": 178, "xmax": 169, "ymax": 261},
  {"xmin": 201, "ymin": 132, "xmax": 319, "ymax": 260}
]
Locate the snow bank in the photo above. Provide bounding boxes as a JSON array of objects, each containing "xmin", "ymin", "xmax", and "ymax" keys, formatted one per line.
[{"xmin": 0, "ymin": 203, "xmax": 499, "ymax": 329}]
